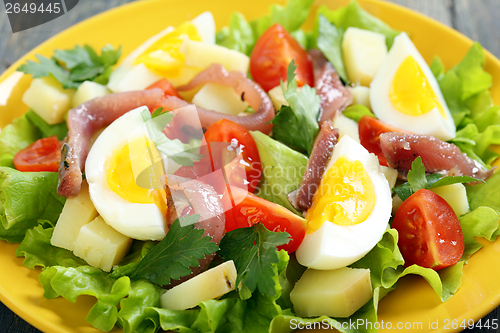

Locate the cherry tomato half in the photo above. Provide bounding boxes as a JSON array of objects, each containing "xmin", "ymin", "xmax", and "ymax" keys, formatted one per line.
[
  {"xmin": 250, "ymin": 23, "xmax": 314, "ymax": 92},
  {"xmin": 223, "ymin": 185, "xmax": 307, "ymax": 253},
  {"xmin": 203, "ymin": 119, "xmax": 262, "ymax": 193},
  {"xmin": 146, "ymin": 78, "xmax": 181, "ymax": 99},
  {"xmin": 358, "ymin": 115, "xmax": 410, "ymax": 166},
  {"xmin": 392, "ymin": 189, "xmax": 464, "ymax": 270},
  {"xmin": 13, "ymin": 136, "xmax": 62, "ymax": 172}
]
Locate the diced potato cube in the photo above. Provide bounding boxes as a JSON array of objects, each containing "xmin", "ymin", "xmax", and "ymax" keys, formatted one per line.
[
  {"xmin": 393, "ymin": 184, "xmax": 469, "ymax": 217},
  {"xmin": 22, "ymin": 77, "xmax": 75, "ymax": 124},
  {"xmin": 290, "ymin": 267, "xmax": 372, "ymax": 318},
  {"xmin": 51, "ymin": 180, "xmax": 98, "ymax": 251},
  {"xmin": 430, "ymin": 183, "xmax": 469, "ymax": 217},
  {"xmin": 72, "ymin": 81, "xmax": 111, "ymax": 107},
  {"xmin": 181, "ymin": 39, "xmax": 250, "ymax": 73},
  {"xmin": 351, "ymin": 86, "xmax": 372, "ymax": 110},
  {"xmin": 380, "ymin": 165, "xmax": 398, "ymax": 189},
  {"xmin": 342, "ymin": 27, "xmax": 387, "ymax": 86},
  {"xmin": 165, "ymin": 66, "xmax": 203, "ymax": 89},
  {"xmin": 73, "ymin": 216, "xmax": 132, "ymax": 272},
  {"xmin": 268, "ymin": 85, "xmax": 289, "ymax": 110},
  {"xmin": 161, "ymin": 260, "xmax": 237, "ymax": 310},
  {"xmin": 392, "ymin": 194, "xmax": 403, "ymax": 215},
  {"xmin": 191, "ymin": 83, "xmax": 248, "ymax": 116},
  {"xmin": 332, "ymin": 114, "xmax": 360, "ymax": 143},
  {"xmin": 113, "ymin": 63, "xmax": 162, "ymax": 93}
]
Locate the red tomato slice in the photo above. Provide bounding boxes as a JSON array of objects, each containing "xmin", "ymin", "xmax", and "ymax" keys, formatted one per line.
[
  {"xmin": 13, "ymin": 136, "xmax": 62, "ymax": 172},
  {"xmin": 204, "ymin": 119, "xmax": 262, "ymax": 193},
  {"xmin": 250, "ymin": 23, "xmax": 314, "ymax": 92},
  {"xmin": 358, "ymin": 116, "xmax": 410, "ymax": 166},
  {"xmin": 223, "ymin": 185, "xmax": 307, "ymax": 253},
  {"xmin": 147, "ymin": 78, "xmax": 181, "ymax": 99},
  {"xmin": 392, "ymin": 189, "xmax": 464, "ymax": 270}
]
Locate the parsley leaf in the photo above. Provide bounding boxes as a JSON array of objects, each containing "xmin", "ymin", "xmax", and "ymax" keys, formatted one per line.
[
  {"xmin": 130, "ymin": 216, "xmax": 219, "ymax": 286},
  {"xmin": 393, "ymin": 157, "xmax": 484, "ymax": 201},
  {"xmin": 407, "ymin": 157, "xmax": 428, "ymax": 192},
  {"xmin": 218, "ymin": 224, "xmax": 290, "ymax": 299},
  {"xmin": 18, "ymin": 44, "xmax": 121, "ymax": 89},
  {"xmin": 271, "ymin": 61, "xmax": 321, "ymax": 156}
]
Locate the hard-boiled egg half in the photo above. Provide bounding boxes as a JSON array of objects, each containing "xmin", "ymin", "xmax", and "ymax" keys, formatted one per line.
[
  {"xmin": 370, "ymin": 32, "xmax": 455, "ymax": 141},
  {"xmin": 85, "ymin": 106, "xmax": 168, "ymax": 241},
  {"xmin": 108, "ymin": 12, "xmax": 216, "ymax": 92},
  {"xmin": 296, "ymin": 136, "xmax": 392, "ymax": 270}
]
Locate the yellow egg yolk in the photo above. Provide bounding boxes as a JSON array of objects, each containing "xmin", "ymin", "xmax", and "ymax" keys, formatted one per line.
[
  {"xmin": 390, "ymin": 56, "xmax": 446, "ymax": 118},
  {"xmin": 135, "ymin": 22, "xmax": 201, "ymax": 76},
  {"xmin": 305, "ymin": 155, "xmax": 375, "ymax": 234},
  {"xmin": 106, "ymin": 137, "xmax": 167, "ymax": 215}
]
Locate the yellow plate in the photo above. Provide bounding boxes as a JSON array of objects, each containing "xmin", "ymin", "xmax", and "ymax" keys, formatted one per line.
[{"xmin": 1, "ymin": 0, "xmax": 500, "ymax": 332}]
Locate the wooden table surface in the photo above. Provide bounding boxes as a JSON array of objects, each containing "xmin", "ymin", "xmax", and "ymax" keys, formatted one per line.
[{"xmin": 1, "ymin": 0, "xmax": 500, "ymax": 332}]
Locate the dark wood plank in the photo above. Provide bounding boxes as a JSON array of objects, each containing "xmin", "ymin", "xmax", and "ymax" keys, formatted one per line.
[
  {"xmin": 1, "ymin": 1, "xmax": 500, "ymax": 333},
  {"xmin": 454, "ymin": 0, "xmax": 500, "ymax": 58}
]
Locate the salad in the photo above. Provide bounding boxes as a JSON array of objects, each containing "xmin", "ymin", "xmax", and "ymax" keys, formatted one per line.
[{"xmin": 1, "ymin": 0, "xmax": 500, "ymax": 332}]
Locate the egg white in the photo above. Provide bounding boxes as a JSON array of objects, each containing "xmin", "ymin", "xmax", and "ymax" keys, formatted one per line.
[
  {"xmin": 108, "ymin": 12, "xmax": 215, "ymax": 92},
  {"xmin": 85, "ymin": 106, "xmax": 167, "ymax": 241},
  {"xmin": 370, "ymin": 32, "xmax": 456, "ymax": 140},
  {"xmin": 296, "ymin": 136, "xmax": 392, "ymax": 270}
]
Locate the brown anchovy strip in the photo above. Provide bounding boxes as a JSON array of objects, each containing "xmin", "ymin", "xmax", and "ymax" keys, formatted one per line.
[
  {"xmin": 57, "ymin": 88, "xmax": 164, "ymax": 197},
  {"xmin": 380, "ymin": 132, "xmax": 495, "ymax": 180},
  {"xmin": 296, "ymin": 120, "xmax": 339, "ymax": 211},
  {"xmin": 309, "ymin": 49, "xmax": 352, "ymax": 123},
  {"xmin": 164, "ymin": 175, "xmax": 225, "ymax": 288},
  {"xmin": 160, "ymin": 63, "xmax": 275, "ymax": 133}
]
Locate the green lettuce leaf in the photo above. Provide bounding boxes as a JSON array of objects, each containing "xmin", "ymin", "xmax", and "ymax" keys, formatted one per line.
[
  {"xmin": 117, "ymin": 279, "xmax": 162, "ymax": 333},
  {"xmin": 315, "ymin": 1, "xmax": 400, "ymax": 48},
  {"xmin": 342, "ymin": 104, "xmax": 375, "ymax": 122},
  {"xmin": 0, "ymin": 167, "xmax": 65, "ymax": 242},
  {"xmin": 216, "ymin": 12, "xmax": 255, "ymax": 56},
  {"xmin": 0, "ymin": 114, "xmax": 40, "ymax": 166},
  {"xmin": 434, "ymin": 43, "xmax": 500, "ymax": 167},
  {"xmin": 15, "ymin": 224, "xmax": 86, "ymax": 268},
  {"xmin": 39, "ymin": 266, "xmax": 131, "ymax": 332},
  {"xmin": 250, "ymin": 131, "xmax": 308, "ymax": 215},
  {"xmin": 251, "ymin": 0, "xmax": 315, "ymax": 37},
  {"xmin": 467, "ymin": 171, "xmax": 500, "ymax": 212},
  {"xmin": 25, "ymin": 110, "xmax": 68, "ymax": 140},
  {"xmin": 459, "ymin": 207, "xmax": 500, "ymax": 262},
  {"xmin": 315, "ymin": 15, "xmax": 348, "ymax": 83}
]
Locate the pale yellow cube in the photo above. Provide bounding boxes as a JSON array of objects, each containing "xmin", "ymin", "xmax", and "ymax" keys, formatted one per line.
[
  {"xmin": 268, "ymin": 85, "xmax": 289, "ymax": 111},
  {"xmin": 192, "ymin": 83, "xmax": 249, "ymax": 116},
  {"xmin": 181, "ymin": 39, "xmax": 249, "ymax": 73},
  {"xmin": 72, "ymin": 81, "xmax": 110, "ymax": 107},
  {"xmin": 342, "ymin": 27, "xmax": 387, "ymax": 86},
  {"xmin": 332, "ymin": 114, "xmax": 360, "ymax": 142},
  {"xmin": 161, "ymin": 260, "xmax": 237, "ymax": 310},
  {"xmin": 290, "ymin": 267, "xmax": 372, "ymax": 318},
  {"xmin": 73, "ymin": 216, "xmax": 132, "ymax": 272},
  {"xmin": 22, "ymin": 77, "xmax": 75, "ymax": 124},
  {"xmin": 380, "ymin": 165, "xmax": 398, "ymax": 189},
  {"xmin": 431, "ymin": 183, "xmax": 469, "ymax": 217},
  {"xmin": 51, "ymin": 180, "xmax": 98, "ymax": 251},
  {"xmin": 351, "ymin": 86, "xmax": 372, "ymax": 110}
]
